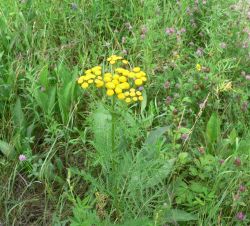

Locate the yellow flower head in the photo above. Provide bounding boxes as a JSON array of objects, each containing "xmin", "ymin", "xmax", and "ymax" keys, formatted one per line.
[
  {"xmin": 81, "ymin": 82, "xmax": 89, "ymax": 89},
  {"xmin": 135, "ymin": 79, "xmax": 143, "ymax": 86},
  {"xmin": 106, "ymin": 89, "xmax": 114, "ymax": 96},
  {"xmin": 133, "ymin": 67, "xmax": 141, "ymax": 73},
  {"xmin": 78, "ymin": 55, "xmax": 147, "ymax": 104}
]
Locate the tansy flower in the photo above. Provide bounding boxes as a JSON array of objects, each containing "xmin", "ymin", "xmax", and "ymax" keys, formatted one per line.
[
  {"xmin": 81, "ymin": 83, "xmax": 89, "ymax": 89},
  {"xmin": 107, "ymin": 89, "xmax": 114, "ymax": 96},
  {"xmin": 78, "ymin": 55, "xmax": 147, "ymax": 104},
  {"xmin": 119, "ymin": 76, "xmax": 127, "ymax": 83},
  {"xmin": 115, "ymin": 87, "xmax": 122, "ymax": 94},
  {"xmin": 135, "ymin": 79, "xmax": 143, "ymax": 86},
  {"xmin": 118, "ymin": 93, "xmax": 125, "ymax": 99},
  {"xmin": 133, "ymin": 67, "xmax": 141, "ymax": 73},
  {"xmin": 125, "ymin": 97, "xmax": 131, "ymax": 103},
  {"xmin": 138, "ymin": 96, "xmax": 143, "ymax": 101}
]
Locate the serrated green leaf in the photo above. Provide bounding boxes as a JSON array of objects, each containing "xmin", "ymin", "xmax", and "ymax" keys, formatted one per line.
[{"xmin": 0, "ymin": 140, "xmax": 15, "ymax": 158}]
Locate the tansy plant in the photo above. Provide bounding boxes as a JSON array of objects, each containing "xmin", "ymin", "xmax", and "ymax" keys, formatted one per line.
[{"xmin": 77, "ymin": 55, "xmax": 147, "ymax": 153}]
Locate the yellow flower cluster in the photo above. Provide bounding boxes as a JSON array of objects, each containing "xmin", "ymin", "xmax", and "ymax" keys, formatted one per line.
[
  {"xmin": 77, "ymin": 55, "xmax": 147, "ymax": 103},
  {"xmin": 107, "ymin": 54, "xmax": 129, "ymax": 65}
]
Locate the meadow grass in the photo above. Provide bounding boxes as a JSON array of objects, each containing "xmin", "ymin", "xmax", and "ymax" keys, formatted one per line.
[{"xmin": 0, "ymin": 0, "xmax": 250, "ymax": 225}]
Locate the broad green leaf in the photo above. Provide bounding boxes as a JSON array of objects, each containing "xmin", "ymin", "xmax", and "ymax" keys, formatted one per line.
[
  {"xmin": 39, "ymin": 65, "xmax": 49, "ymax": 89},
  {"xmin": 34, "ymin": 89, "xmax": 49, "ymax": 112},
  {"xmin": 58, "ymin": 81, "xmax": 75, "ymax": 124},
  {"xmin": 145, "ymin": 126, "xmax": 168, "ymax": 146},
  {"xmin": 165, "ymin": 209, "xmax": 197, "ymax": 222},
  {"xmin": 206, "ymin": 112, "xmax": 220, "ymax": 144},
  {"xmin": 0, "ymin": 140, "xmax": 15, "ymax": 158},
  {"xmin": 13, "ymin": 98, "xmax": 25, "ymax": 130}
]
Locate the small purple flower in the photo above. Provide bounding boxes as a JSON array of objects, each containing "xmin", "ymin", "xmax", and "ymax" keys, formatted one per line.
[
  {"xmin": 234, "ymin": 157, "xmax": 241, "ymax": 167},
  {"xmin": 138, "ymin": 86, "xmax": 144, "ymax": 91},
  {"xmin": 220, "ymin": 42, "xmax": 227, "ymax": 49},
  {"xmin": 164, "ymin": 81, "xmax": 170, "ymax": 89},
  {"xmin": 219, "ymin": 159, "xmax": 225, "ymax": 164},
  {"xmin": 165, "ymin": 96, "xmax": 172, "ymax": 105},
  {"xmin": 165, "ymin": 27, "xmax": 175, "ymax": 35},
  {"xmin": 239, "ymin": 184, "xmax": 246, "ymax": 192},
  {"xmin": 236, "ymin": 212, "xmax": 245, "ymax": 221},
  {"xmin": 181, "ymin": 133, "xmax": 189, "ymax": 141},
  {"xmin": 19, "ymin": 154, "xmax": 26, "ymax": 162}
]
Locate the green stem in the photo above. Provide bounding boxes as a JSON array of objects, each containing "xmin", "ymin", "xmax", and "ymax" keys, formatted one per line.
[
  {"xmin": 111, "ymin": 96, "xmax": 119, "ymax": 215},
  {"xmin": 111, "ymin": 95, "xmax": 115, "ymax": 153}
]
